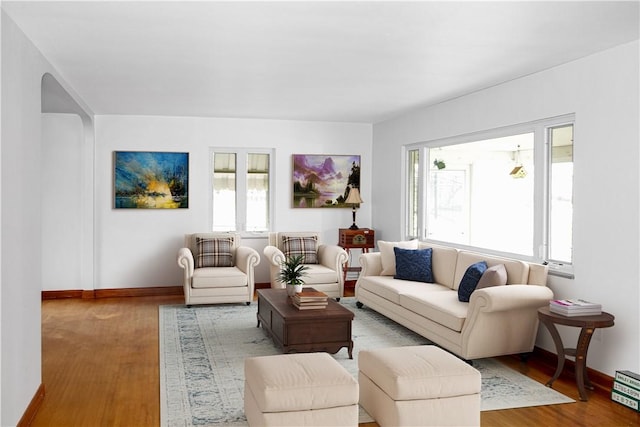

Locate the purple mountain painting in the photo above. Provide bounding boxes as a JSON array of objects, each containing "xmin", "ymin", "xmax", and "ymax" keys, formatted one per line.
[{"xmin": 292, "ymin": 154, "xmax": 360, "ymax": 208}]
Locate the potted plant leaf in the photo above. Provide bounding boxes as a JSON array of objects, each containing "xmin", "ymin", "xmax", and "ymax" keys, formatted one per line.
[{"xmin": 277, "ymin": 254, "xmax": 309, "ymax": 296}]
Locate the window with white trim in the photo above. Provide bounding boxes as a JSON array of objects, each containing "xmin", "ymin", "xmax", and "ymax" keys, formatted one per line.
[
  {"xmin": 211, "ymin": 148, "xmax": 273, "ymax": 233},
  {"xmin": 405, "ymin": 115, "xmax": 574, "ymax": 271}
]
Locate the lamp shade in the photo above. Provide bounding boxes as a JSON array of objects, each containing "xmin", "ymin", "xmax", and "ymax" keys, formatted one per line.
[
  {"xmin": 345, "ymin": 187, "xmax": 363, "ymax": 230},
  {"xmin": 344, "ymin": 187, "xmax": 363, "ymax": 205}
]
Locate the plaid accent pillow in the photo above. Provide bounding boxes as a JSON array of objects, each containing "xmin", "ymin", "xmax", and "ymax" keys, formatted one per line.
[
  {"xmin": 196, "ymin": 237, "xmax": 233, "ymax": 268},
  {"xmin": 282, "ymin": 236, "xmax": 318, "ymax": 264}
]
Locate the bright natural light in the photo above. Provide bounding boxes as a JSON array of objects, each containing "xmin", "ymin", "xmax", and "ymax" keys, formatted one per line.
[
  {"xmin": 212, "ymin": 150, "xmax": 271, "ymax": 233},
  {"xmin": 427, "ymin": 133, "xmax": 535, "ymax": 255},
  {"xmin": 407, "ymin": 117, "xmax": 574, "ymax": 265}
]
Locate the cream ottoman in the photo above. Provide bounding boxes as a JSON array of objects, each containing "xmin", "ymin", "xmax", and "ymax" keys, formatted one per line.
[
  {"xmin": 244, "ymin": 352, "xmax": 359, "ymax": 426},
  {"xmin": 359, "ymin": 345, "xmax": 481, "ymax": 427}
]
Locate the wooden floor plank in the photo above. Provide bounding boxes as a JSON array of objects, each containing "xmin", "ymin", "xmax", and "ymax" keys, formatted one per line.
[{"xmin": 32, "ymin": 294, "xmax": 640, "ymax": 426}]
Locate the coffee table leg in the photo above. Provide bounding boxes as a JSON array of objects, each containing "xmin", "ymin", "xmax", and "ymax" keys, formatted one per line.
[
  {"xmin": 540, "ymin": 317, "xmax": 566, "ymax": 388},
  {"xmin": 348, "ymin": 341, "xmax": 353, "ymax": 359}
]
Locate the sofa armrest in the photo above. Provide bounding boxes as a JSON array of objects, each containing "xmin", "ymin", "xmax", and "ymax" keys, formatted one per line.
[
  {"xmin": 358, "ymin": 252, "xmax": 383, "ymax": 276},
  {"xmin": 235, "ymin": 246, "xmax": 260, "ymax": 275},
  {"xmin": 317, "ymin": 244, "xmax": 348, "ymax": 272},
  {"xmin": 462, "ymin": 284, "xmax": 554, "ymax": 359},
  {"xmin": 469, "ymin": 284, "xmax": 554, "ymax": 312}
]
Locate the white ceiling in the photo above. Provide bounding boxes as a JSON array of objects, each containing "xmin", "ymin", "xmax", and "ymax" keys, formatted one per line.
[{"xmin": 3, "ymin": 1, "xmax": 639, "ymax": 123}]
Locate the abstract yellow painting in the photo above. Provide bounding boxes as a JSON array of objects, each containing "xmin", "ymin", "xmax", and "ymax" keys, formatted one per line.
[{"xmin": 114, "ymin": 151, "xmax": 189, "ymax": 209}]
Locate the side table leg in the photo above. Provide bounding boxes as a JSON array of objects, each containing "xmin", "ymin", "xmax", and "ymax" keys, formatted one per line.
[
  {"xmin": 575, "ymin": 327, "xmax": 595, "ymax": 401},
  {"xmin": 343, "ymin": 248, "xmax": 350, "ymax": 283},
  {"xmin": 540, "ymin": 317, "xmax": 566, "ymax": 388}
]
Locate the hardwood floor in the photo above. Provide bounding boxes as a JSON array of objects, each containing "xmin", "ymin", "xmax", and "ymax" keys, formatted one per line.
[{"xmin": 32, "ymin": 293, "xmax": 639, "ymax": 426}]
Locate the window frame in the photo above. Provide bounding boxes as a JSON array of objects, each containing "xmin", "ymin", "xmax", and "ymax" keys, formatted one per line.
[
  {"xmin": 209, "ymin": 147, "xmax": 275, "ymax": 238},
  {"xmin": 403, "ymin": 114, "xmax": 575, "ymax": 277}
]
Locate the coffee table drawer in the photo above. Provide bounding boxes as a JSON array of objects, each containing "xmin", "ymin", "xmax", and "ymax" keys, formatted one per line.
[{"xmin": 286, "ymin": 320, "xmax": 351, "ymax": 345}]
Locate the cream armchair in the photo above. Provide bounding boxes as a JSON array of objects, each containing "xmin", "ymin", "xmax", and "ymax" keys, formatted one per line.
[
  {"xmin": 263, "ymin": 232, "xmax": 348, "ymax": 299},
  {"xmin": 177, "ymin": 232, "xmax": 260, "ymax": 306}
]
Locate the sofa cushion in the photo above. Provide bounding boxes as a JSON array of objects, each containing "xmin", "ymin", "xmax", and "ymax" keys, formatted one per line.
[
  {"xmin": 282, "ymin": 236, "xmax": 318, "ymax": 264},
  {"xmin": 192, "ymin": 266, "xmax": 247, "ymax": 288},
  {"xmin": 394, "ymin": 247, "xmax": 434, "ymax": 283},
  {"xmin": 196, "ymin": 237, "xmax": 234, "ymax": 268},
  {"xmin": 454, "ymin": 251, "xmax": 529, "ymax": 288},
  {"xmin": 299, "ymin": 264, "xmax": 338, "ymax": 285},
  {"xmin": 379, "ymin": 240, "xmax": 418, "ymax": 276},
  {"xmin": 418, "ymin": 243, "xmax": 459, "ymax": 289},
  {"xmin": 476, "ymin": 264, "xmax": 507, "ymax": 289},
  {"xmin": 458, "ymin": 261, "xmax": 488, "ymax": 302},
  {"xmin": 358, "ymin": 276, "xmax": 448, "ymax": 305},
  {"xmin": 399, "ymin": 291, "xmax": 468, "ymax": 332}
]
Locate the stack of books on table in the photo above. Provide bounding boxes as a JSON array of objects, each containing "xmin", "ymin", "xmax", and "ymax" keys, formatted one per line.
[
  {"xmin": 611, "ymin": 370, "xmax": 640, "ymax": 412},
  {"xmin": 292, "ymin": 290, "xmax": 328, "ymax": 310},
  {"xmin": 549, "ymin": 299, "xmax": 602, "ymax": 317}
]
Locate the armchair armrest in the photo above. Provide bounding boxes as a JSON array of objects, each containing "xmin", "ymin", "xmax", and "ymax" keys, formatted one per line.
[
  {"xmin": 263, "ymin": 245, "xmax": 285, "ymax": 289},
  {"xmin": 358, "ymin": 252, "xmax": 383, "ymax": 277},
  {"xmin": 263, "ymin": 245, "xmax": 285, "ymax": 267},
  {"xmin": 317, "ymin": 244, "xmax": 348, "ymax": 271},
  {"xmin": 177, "ymin": 247, "xmax": 194, "ymax": 291},
  {"xmin": 235, "ymin": 246, "xmax": 260, "ymax": 274},
  {"xmin": 177, "ymin": 247, "xmax": 194, "ymax": 275}
]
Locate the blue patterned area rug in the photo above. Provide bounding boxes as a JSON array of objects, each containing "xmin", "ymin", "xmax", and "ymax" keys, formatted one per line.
[{"xmin": 159, "ymin": 298, "xmax": 573, "ymax": 426}]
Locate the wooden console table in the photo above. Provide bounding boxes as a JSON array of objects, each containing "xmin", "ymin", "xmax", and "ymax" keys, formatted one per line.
[
  {"xmin": 338, "ymin": 228, "xmax": 375, "ymax": 282},
  {"xmin": 537, "ymin": 306, "xmax": 615, "ymax": 401}
]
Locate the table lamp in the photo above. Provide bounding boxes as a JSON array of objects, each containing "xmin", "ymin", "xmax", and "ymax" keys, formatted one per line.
[{"xmin": 344, "ymin": 186, "xmax": 363, "ymax": 230}]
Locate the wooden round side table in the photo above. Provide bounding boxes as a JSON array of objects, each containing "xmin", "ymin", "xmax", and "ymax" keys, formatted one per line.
[{"xmin": 537, "ymin": 306, "xmax": 615, "ymax": 401}]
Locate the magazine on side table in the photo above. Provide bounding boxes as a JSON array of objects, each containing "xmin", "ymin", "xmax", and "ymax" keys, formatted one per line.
[{"xmin": 549, "ymin": 299, "xmax": 602, "ymax": 316}]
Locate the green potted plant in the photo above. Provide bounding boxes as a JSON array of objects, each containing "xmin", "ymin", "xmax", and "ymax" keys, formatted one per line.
[
  {"xmin": 278, "ymin": 255, "xmax": 309, "ymax": 296},
  {"xmin": 433, "ymin": 159, "xmax": 446, "ymax": 170}
]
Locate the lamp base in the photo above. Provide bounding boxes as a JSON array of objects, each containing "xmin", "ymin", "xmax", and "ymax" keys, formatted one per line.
[{"xmin": 349, "ymin": 206, "xmax": 359, "ymax": 230}]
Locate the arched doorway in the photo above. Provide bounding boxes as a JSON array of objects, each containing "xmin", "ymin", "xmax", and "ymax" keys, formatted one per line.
[{"xmin": 41, "ymin": 73, "xmax": 94, "ymax": 293}]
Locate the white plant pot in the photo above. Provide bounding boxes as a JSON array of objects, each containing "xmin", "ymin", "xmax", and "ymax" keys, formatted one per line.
[
  {"xmin": 294, "ymin": 283, "xmax": 303, "ymax": 294},
  {"xmin": 287, "ymin": 285, "xmax": 296, "ymax": 296}
]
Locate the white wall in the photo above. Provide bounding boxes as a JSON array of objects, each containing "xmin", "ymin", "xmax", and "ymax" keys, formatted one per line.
[
  {"xmin": 1, "ymin": 13, "xmax": 46, "ymax": 425},
  {"xmin": 372, "ymin": 40, "xmax": 640, "ymax": 376},
  {"xmin": 41, "ymin": 114, "xmax": 84, "ymax": 291},
  {"xmin": 1, "ymin": 12, "xmax": 94, "ymax": 425},
  {"xmin": 94, "ymin": 115, "xmax": 372, "ymax": 288}
]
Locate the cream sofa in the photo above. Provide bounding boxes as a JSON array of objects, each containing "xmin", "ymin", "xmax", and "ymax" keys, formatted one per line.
[{"xmin": 355, "ymin": 241, "xmax": 553, "ymax": 360}]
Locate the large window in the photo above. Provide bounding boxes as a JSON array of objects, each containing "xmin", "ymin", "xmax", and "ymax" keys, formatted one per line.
[
  {"xmin": 212, "ymin": 149, "xmax": 273, "ymax": 233},
  {"xmin": 548, "ymin": 124, "xmax": 574, "ymax": 264},
  {"xmin": 406, "ymin": 115, "xmax": 574, "ymax": 272}
]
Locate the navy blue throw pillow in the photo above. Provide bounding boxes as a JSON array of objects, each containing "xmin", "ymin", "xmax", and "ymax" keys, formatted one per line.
[
  {"xmin": 458, "ymin": 261, "xmax": 488, "ymax": 302},
  {"xmin": 393, "ymin": 247, "xmax": 434, "ymax": 283}
]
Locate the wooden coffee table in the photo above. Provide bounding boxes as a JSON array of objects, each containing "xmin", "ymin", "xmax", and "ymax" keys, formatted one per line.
[{"xmin": 256, "ymin": 288, "xmax": 354, "ymax": 358}]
